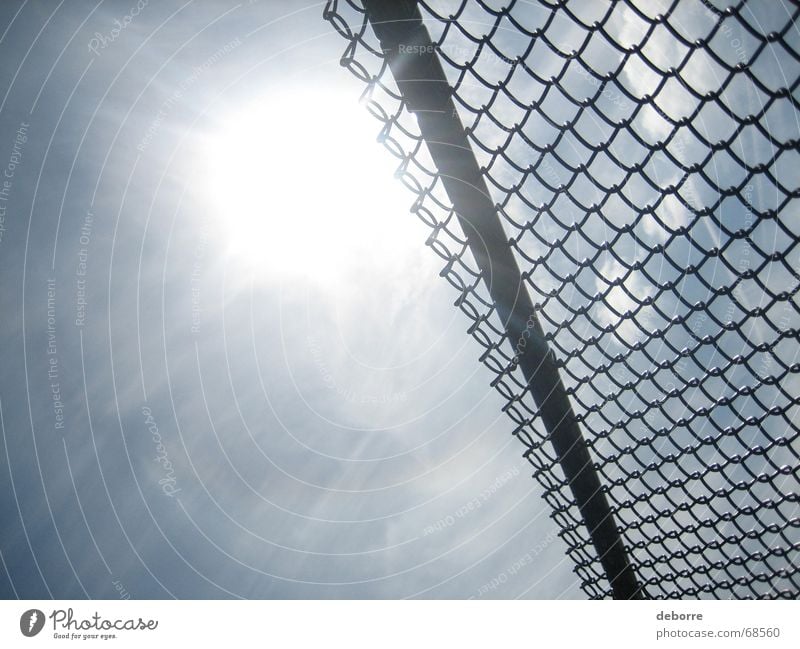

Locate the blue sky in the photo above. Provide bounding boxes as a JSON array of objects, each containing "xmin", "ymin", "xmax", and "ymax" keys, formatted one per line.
[
  {"xmin": 0, "ymin": 0, "xmax": 580, "ymax": 599},
  {"xmin": 1, "ymin": 0, "xmax": 797, "ymax": 602}
]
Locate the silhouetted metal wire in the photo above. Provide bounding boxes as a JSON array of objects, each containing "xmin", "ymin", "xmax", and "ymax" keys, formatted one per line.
[{"xmin": 324, "ymin": 0, "xmax": 800, "ymax": 598}]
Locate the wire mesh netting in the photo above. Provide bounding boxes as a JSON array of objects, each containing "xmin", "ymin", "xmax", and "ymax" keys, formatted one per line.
[{"xmin": 323, "ymin": 0, "xmax": 800, "ymax": 598}]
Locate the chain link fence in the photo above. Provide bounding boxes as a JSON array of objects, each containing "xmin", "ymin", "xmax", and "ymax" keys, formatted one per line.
[{"xmin": 323, "ymin": 0, "xmax": 800, "ymax": 598}]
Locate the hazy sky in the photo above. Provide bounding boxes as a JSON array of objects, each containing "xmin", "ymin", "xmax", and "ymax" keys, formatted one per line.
[
  {"xmin": 0, "ymin": 0, "xmax": 580, "ymax": 599},
  {"xmin": 2, "ymin": 0, "xmax": 797, "ymax": 602}
]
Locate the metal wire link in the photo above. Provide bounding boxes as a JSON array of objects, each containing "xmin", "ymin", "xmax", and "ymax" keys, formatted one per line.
[{"xmin": 324, "ymin": 0, "xmax": 800, "ymax": 599}]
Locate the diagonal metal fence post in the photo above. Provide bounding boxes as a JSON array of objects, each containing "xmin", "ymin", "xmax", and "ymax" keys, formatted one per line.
[{"xmin": 362, "ymin": 0, "xmax": 643, "ymax": 599}]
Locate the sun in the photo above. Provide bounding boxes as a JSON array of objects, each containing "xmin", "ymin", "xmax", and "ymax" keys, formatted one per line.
[{"xmin": 203, "ymin": 85, "xmax": 409, "ymax": 281}]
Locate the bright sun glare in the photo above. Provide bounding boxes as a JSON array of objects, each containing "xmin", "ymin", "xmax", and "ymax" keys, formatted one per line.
[{"xmin": 204, "ymin": 87, "xmax": 409, "ymax": 280}]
